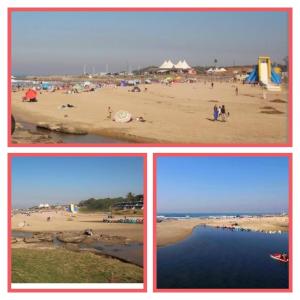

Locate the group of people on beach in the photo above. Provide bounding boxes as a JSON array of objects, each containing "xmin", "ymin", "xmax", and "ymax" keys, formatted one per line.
[{"xmin": 213, "ymin": 105, "xmax": 229, "ymax": 122}]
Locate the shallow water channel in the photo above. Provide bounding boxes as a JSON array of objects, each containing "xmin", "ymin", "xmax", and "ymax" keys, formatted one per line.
[
  {"xmin": 20, "ymin": 121, "xmax": 127, "ymax": 144},
  {"xmin": 12, "ymin": 231, "xmax": 143, "ymax": 267}
]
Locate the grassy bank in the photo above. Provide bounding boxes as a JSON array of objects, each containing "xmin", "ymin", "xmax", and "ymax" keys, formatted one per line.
[{"xmin": 12, "ymin": 248, "xmax": 143, "ymax": 283}]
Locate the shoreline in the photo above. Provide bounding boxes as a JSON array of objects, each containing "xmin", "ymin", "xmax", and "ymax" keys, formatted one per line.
[
  {"xmin": 12, "ymin": 108, "xmax": 158, "ymax": 144},
  {"xmin": 156, "ymin": 215, "xmax": 289, "ymax": 246}
]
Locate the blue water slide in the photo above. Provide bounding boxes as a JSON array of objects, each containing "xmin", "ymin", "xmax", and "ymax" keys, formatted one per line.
[
  {"xmin": 271, "ymin": 69, "xmax": 282, "ymax": 84},
  {"xmin": 245, "ymin": 66, "xmax": 258, "ymax": 83}
]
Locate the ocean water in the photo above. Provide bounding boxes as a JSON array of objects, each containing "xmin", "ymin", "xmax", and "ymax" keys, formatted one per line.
[
  {"xmin": 157, "ymin": 226, "xmax": 288, "ymax": 289},
  {"xmin": 157, "ymin": 212, "xmax": 284, "ymax": 219}
]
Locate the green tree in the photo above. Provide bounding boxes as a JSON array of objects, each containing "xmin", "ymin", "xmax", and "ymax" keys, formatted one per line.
[{"xmin": 126, "ymin": 192, "xmax": 135, "ymax": 202}]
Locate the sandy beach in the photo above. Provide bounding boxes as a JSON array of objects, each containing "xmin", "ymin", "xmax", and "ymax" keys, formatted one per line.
[
  {"xmin": 11, "ymin": 81, "xmax": 288, "ymax": 144},
  {"xmin": 156, "ymin": 215, "xmax": 288, "ymax": 246},
  {"xmin": 12, "ymin": 211, "xmax": 143, "ymax": 243}
]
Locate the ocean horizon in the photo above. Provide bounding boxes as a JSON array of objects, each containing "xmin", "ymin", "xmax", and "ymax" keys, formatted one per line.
[{"xmin": 157, "ymin": 212, "xmax": 286, "ymax": 219}]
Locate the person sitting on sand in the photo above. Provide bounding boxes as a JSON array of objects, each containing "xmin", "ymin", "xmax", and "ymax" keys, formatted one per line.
[
  {"xmin": 221, "ymin": 105, "xmax": 226, "ymax": 121},
  {"xmin": 213, "ymin": 105, "xmax": 218, "ymax": 121}
]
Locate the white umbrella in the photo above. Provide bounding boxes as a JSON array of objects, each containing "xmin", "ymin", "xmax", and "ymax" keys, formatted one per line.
[{"xmin": 114, "ymin": 110, "xmax": 132, "ymax": 123}]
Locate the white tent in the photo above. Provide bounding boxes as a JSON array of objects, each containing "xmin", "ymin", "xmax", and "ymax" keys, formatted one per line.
[
  {"xmin": 174, "ymin": 60, "xmax": 184, "ymax": 69},
  {"xmin": 181, "ymin": 60, "xmax": 191, "ymax": 70},
  {"xmin": 165, "ymin": 60, "xmax": 175, "ymax": 69},
  {"xmin": 206, "ymin": 67, "xmax": 226, "ymax": 73},
  {"xmin": 159, "ymin": 60, "xmax": 175, "ymax": 69},
  {"xmin": 159, "ymin": 60, "xmax": 169, "ymax": 69},
  {"xmin": 174, "ymin": 60, "xmax": 191, "ymax": 70}
]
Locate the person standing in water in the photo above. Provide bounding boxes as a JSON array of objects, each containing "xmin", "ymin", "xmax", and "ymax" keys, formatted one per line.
[{"xmin": 213, "ymin": 105, "xmax": 218, "ymax": 121}]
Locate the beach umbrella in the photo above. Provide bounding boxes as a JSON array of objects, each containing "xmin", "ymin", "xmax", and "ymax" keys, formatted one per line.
[{"xmin": 114, "ymin": 110, "xmax": 132, "ymax": 123}]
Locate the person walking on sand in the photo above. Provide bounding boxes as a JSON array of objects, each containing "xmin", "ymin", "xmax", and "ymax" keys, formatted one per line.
[
  {"xmin": 235, "ymin": 87, "xmax": 239, "ymax": 96},
  {"xmin": 221, "ymin": 105, "xmax": 226, "ymax": 122},
  {"xmin": 211, "ymin": 82, "xmax": 214, "ymax": 89},
  {"xmin": 213, "ymin": 105, "xmax": 218, "ymax": 121}
]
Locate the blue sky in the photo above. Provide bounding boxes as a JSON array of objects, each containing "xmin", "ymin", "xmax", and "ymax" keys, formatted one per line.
[
  {"xmin": 12, "ymin": 11, "xmax": 288, "ymax": 75},
  {"xmin": 157, "ymin": 156, "xmax": 289, "ymax": 214},
  {"xmin": 12, "ymin": 156, "xmax": 144, "ymax": 208}
]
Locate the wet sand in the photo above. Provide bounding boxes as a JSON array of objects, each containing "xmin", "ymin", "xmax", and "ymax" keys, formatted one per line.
[
  {"xmin": 11, "ymin": 81, "xmax": 288, "ymax": 144},
  {"xmin": 156, "ymin": 215, "xmax": 288, "ymax": 246}
]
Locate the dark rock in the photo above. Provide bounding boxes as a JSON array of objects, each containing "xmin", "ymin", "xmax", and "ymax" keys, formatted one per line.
[
  {"xmin": 56, "ymin": 233, "xmax": 86, "ymax": 243},
  {"xmin": 37, "ymin": 122, "xmax": 87, "ymax": 135}
]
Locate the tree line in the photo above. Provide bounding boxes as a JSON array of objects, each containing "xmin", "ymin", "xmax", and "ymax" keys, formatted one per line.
[{"xmin": 78, "ymin": 193, "xmax": 143, "ymax": 211}]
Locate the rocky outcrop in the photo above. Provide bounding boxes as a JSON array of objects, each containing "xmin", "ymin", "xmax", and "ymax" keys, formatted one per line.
[
  {"xmin": 37, "ymin": 122, "xmax": 88, "ymax": 135},
  {"xmin": 24, "ymin": 233, "xmax": 54, "ymax": 243},
  {"xmin": 12, "ymin": 123, "xmax": 62, "ymax": 144},
  {"xmin": 56, "ymin": 232, "xmax": 87, "ymax": 243}
]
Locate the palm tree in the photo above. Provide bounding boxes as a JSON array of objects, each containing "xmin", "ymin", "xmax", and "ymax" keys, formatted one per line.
[{"xmin": 126, "ymin": 192, "xmax": 135, "ymax": 202}]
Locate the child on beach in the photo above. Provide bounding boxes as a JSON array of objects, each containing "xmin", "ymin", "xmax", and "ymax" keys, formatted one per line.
[
  {"xmin": 213, "ymin": 105, "xmax": 218, "ymax": 121},
  {"xmin": 218, "ymin": 106, "xmax": 222, "ymax": 118}
]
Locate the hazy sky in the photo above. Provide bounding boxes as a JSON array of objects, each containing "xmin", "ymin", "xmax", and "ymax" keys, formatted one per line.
[
  {"xmin": 157, "ymin": 156, "xmax": 289, "ymax": 214},
  {"xmin": 12, "ymin": 11, "xmax": 288, "ymax": 75},
  {"xmin": 12, "ymin": 156, "xmax": 144, "ymax": 209}
]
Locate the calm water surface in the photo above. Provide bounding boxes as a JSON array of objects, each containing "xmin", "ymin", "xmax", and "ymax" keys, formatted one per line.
[{"xmin": 157, "ymin": 226, "xmax": 288, "ymax": 289}]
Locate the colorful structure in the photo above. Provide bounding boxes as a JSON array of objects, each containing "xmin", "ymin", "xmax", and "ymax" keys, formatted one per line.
[
  {"xmin": 245, "ymin": 56, "xmax": 282, "ymax": 90},
  {"xmin": 68, "ymin": 203, "xmax": 78, "ymax": 213}
]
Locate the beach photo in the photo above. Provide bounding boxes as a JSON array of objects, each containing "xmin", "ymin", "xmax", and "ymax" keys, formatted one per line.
[
  {"xmin": 9, "ymin": 8, "xmax": 291, "ymax": 146},
  {"xmin": 8, "ymin": 154, "xmax": 146, "ymax": 292},
  {"xmin": 154, "ymin": 154, "xmax": 291, "ymax": 291}
]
